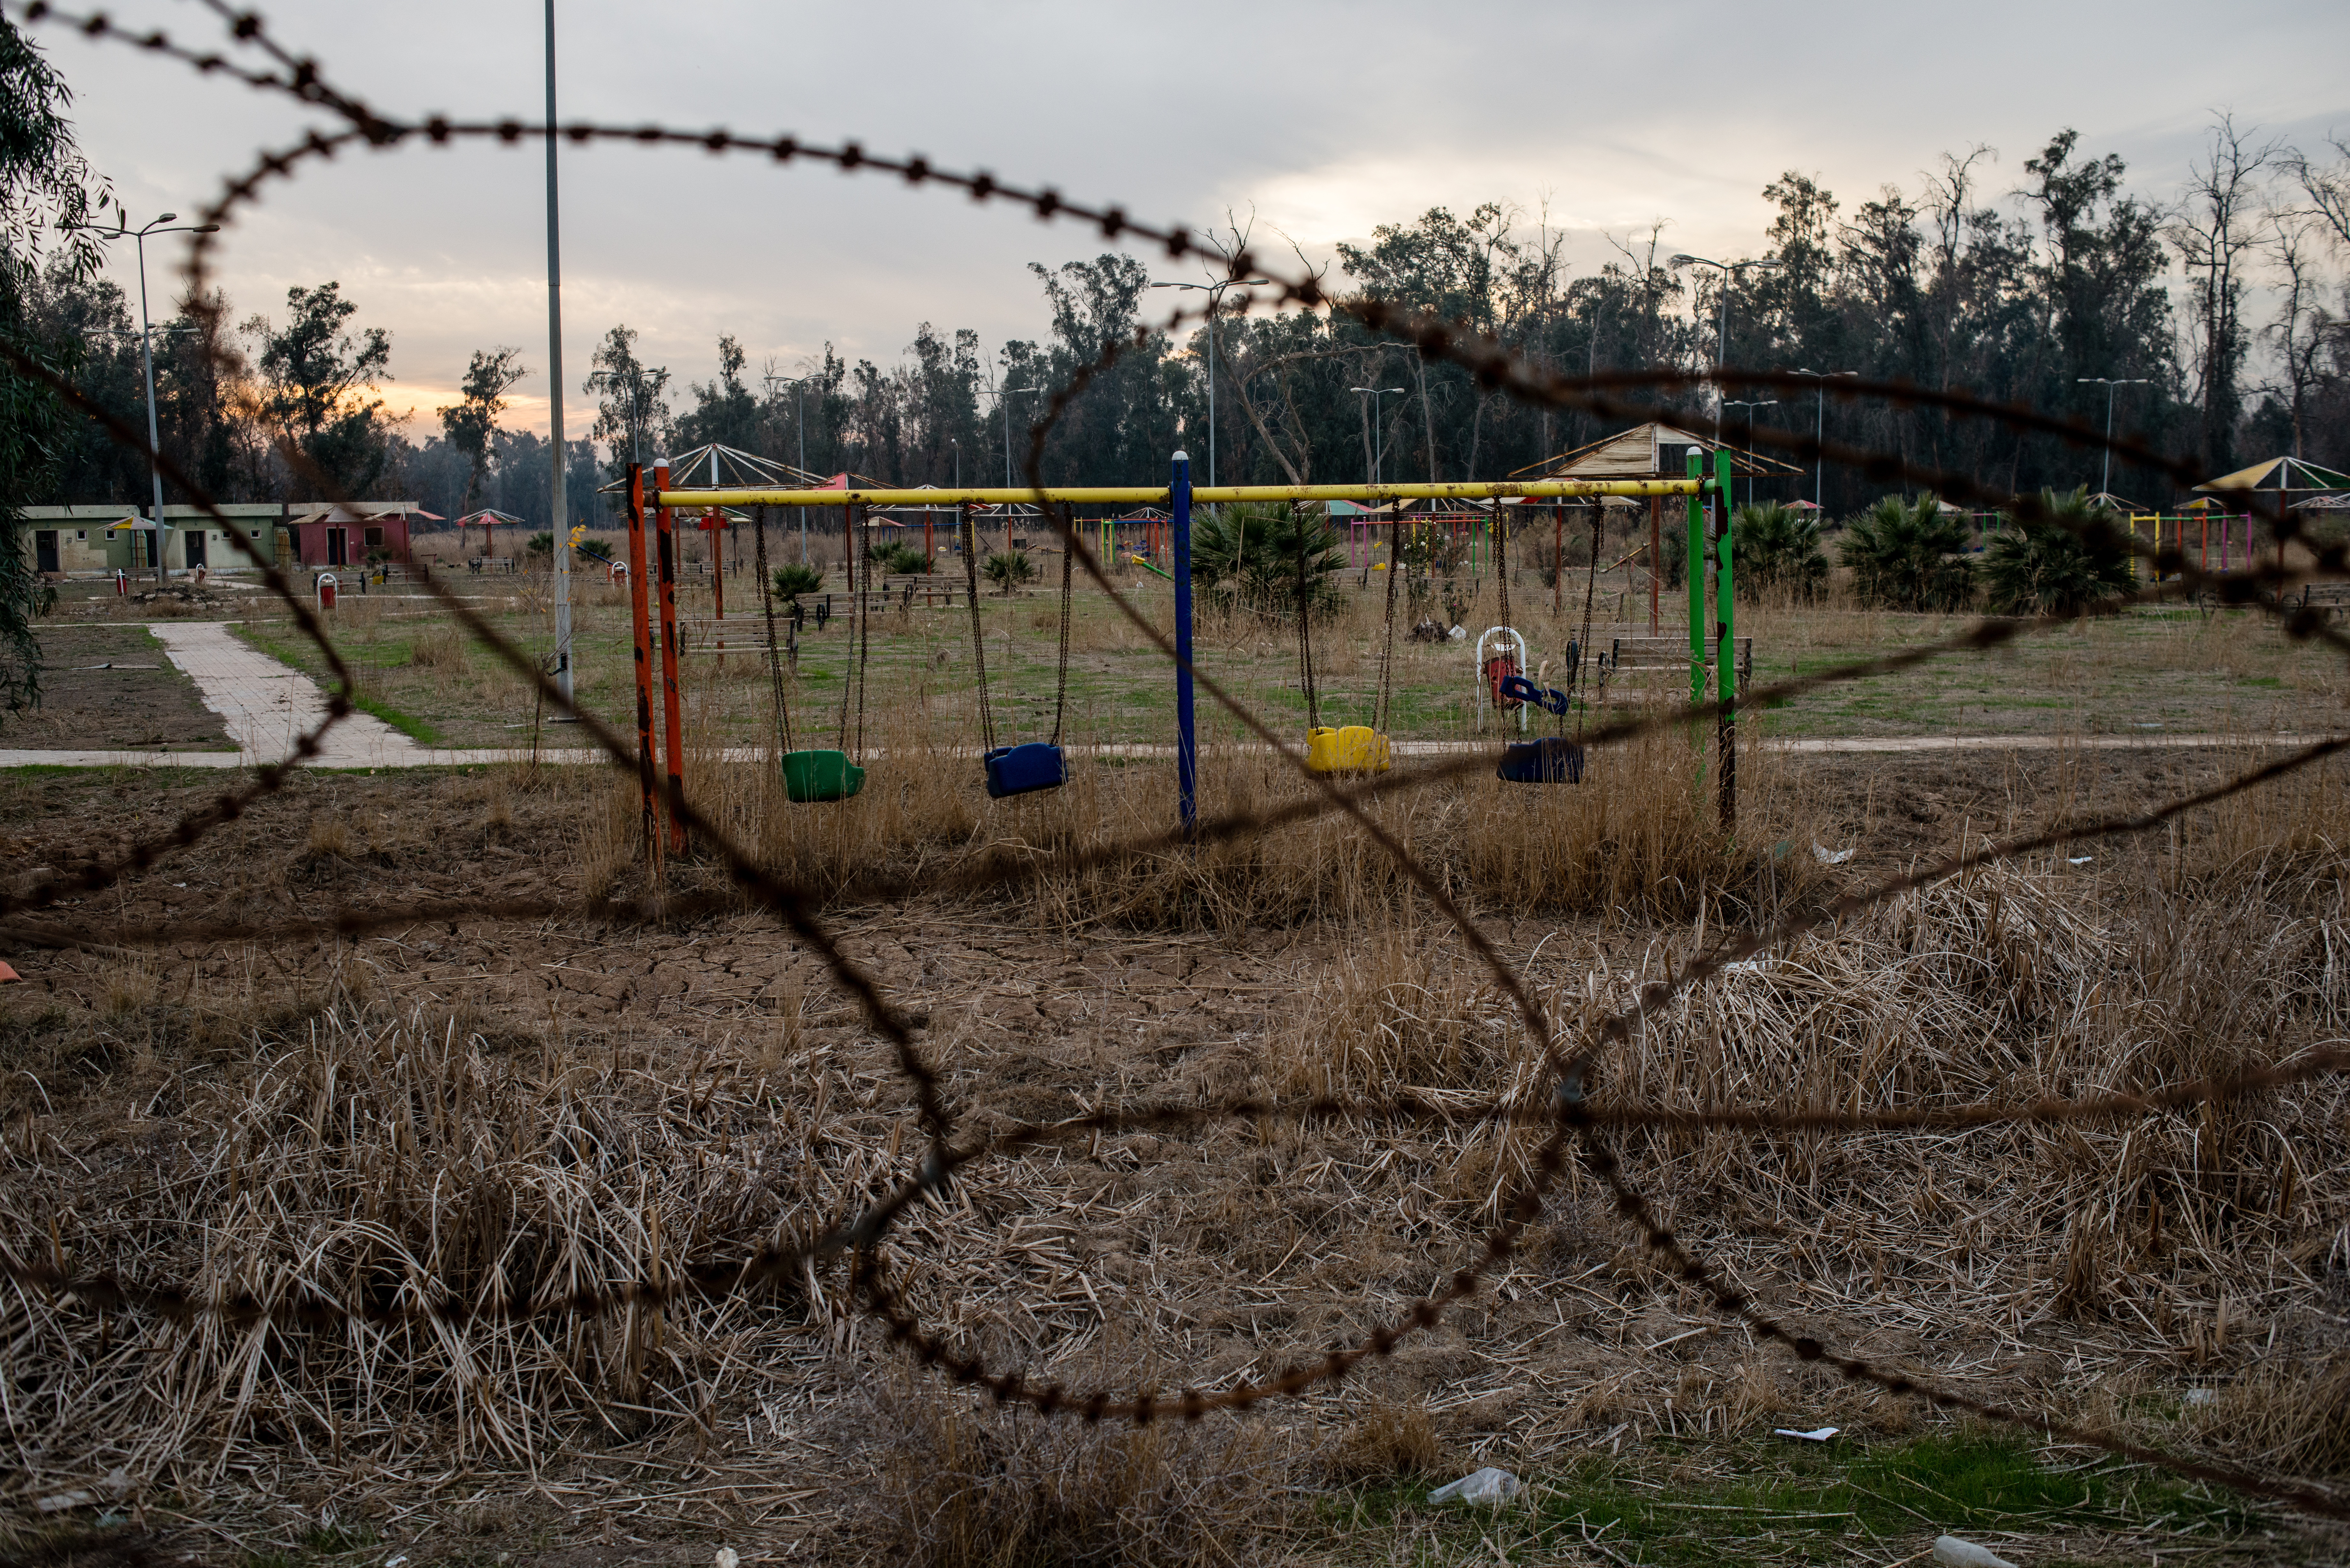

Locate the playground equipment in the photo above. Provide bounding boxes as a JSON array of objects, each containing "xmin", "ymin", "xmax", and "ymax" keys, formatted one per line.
[
  {"xmin": 1474, "ymin": 626, "xmax": 1530, "ymax": 732},
  {"xmin": 654, "ymin": 469, "xmax": 1724, "ymax": 838},
  {"xmin": 315, "ymin": 572, "xmax": 337, "ymax": 610},
  {"xmin": 961, "ymin": 502, "xmax": 1073, "ymax": 799},
  {"xmin": 1293, "ymin": 502, "xmax": 1393, "ymax": 775}
]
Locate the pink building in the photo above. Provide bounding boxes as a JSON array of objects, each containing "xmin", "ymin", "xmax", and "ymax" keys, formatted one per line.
[{"xmin": 288, "ymin": 502, "xmax": 421, "ymax": 567}]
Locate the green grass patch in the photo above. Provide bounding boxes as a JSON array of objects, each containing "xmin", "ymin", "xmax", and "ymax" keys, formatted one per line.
[
  {"xmin": 1320, "ymin": 1429, "xmax": 2256, "ymax": 1567},
  {"xmin": 348, "ymin": 691, "xmax": 440, "ymax": 745}
]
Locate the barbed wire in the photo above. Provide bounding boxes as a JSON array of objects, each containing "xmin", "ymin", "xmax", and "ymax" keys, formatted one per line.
[{"xmin": 10, "ymin": 0, "xmax": 2350, "ymax": 1526}]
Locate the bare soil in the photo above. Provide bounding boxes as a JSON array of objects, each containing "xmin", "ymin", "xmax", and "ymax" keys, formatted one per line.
[
  {"xmin": 3, "ymin": 745, "xmax": 2346, "ymax": 1566},
  {"xmin": 9, "ymin": 625, "xmax": 231, "ymax": 751}
]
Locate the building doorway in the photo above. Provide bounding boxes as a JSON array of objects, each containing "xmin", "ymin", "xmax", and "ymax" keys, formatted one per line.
[
  {"xmin": 33, "ymin": 531, "xmax": 57, "ymax": 573},
  {"xmin": 184, "ymin": 530, "xmax": 207, "ymax": 569},
  {"xmin": 326, "ymin": 528, "xmax": 347, "ymax": 565}
]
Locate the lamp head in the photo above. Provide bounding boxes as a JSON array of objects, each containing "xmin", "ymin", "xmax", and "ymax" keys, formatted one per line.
[
  {"xmin": 1669, "ymin": 254, "xmax": 1697, "ymax": 267},
  {"xmin": 157, "ymin": 213, "xmax": 176, "ymax": 224}
]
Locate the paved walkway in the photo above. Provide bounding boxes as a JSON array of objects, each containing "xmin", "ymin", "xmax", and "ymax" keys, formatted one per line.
[
  {"xmin": 146, "ymin": 622, "xmax": 422, "ymax": 767},
  {"xmin": 0, "ymin": 624, "xmax": 2336, "ymax": 770}
]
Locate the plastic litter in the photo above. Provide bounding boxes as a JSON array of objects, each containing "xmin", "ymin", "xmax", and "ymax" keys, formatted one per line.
[
  {"xmin": 2183, "ymin": 1386, "xmax": 2217, "ymax": 1406},
  {"xmin": 1932, "ymin": 1537, "xmax": 2018, "ymax": 1568},
  {"xmin": 1772, "ymin": 1425, "xmax": 1839, "ymax": 1442},
  {"xmin": 2067, "ymin": 855, "xmax": 2094, "ymax": 865},
  {"xmin": 716, "ymin": 1551, "xmax": 739, "ymax": 1568},
  {"xmin": 1427, "ymin": 1466, "xmax": 1520, "ymax": 1505},
  {"xmin": 1812, "ymin": 844, "xmax": 1856, "ymax": 865},
  {"xmin": 1447, "ymin": 624, "xmax": 1467, "ymax": 640}
]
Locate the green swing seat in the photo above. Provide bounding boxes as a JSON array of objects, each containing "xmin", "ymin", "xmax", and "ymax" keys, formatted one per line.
[{"xmin": 781, "ymin": 748, "xmax": 865, "ymax": 803}]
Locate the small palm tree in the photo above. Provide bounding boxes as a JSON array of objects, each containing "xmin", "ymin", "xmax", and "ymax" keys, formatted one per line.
[
  {"xmin": 1190, "ymin": 501, "xmax": 1344, "ymax": 616},
  {"xmin": 982, "ymin": 550, "xmax": 1036, "ymax": 595},
  {"xmin": 771, "ymin": 562, "xmax": 822, "ymax": 599},
  {"xmin": 1841, "ymin": 493, "xmax": 1975, "ymax": 612},
  {"xmin": 1983, "ymin": 487, "xmax": 2134, "ymax": 618},
  {"xmin": 1732, "ymin": 503, "xmax": 1828, "ymax": 601}
]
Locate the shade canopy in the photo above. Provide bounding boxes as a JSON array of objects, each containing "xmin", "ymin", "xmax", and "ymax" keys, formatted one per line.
[{"xmin": 2193, "ymin": 456, "xmax": 2350, "ymax": 494}]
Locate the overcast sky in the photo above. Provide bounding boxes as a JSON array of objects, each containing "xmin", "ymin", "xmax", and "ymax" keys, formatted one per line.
[{"xmin": 37, "ymin": 0, "xmax": 2350, "ymax": 444}]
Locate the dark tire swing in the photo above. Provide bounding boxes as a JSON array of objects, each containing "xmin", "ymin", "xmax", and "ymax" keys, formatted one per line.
[
  {"xmin": 1497, "ymin": 501, "xmax": 1592, "ymax": 785},
  {"xmin": 961, "ymin": 501, "xmax": 1071, "ymax": 799},
  {"xmin": 759, "ymin": 501, "xmax": 866, "ymax": 803}
]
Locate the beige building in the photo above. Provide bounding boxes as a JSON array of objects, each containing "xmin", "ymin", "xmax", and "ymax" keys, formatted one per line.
[{"xmin": 19, "ymin": 501, "xmax": 426, "ymax": 577}]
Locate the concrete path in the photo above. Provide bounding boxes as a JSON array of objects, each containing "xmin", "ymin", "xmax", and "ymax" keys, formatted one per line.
[
  {"xmin": 0, "ymin": 623, "xmax": 2336, "ymax": 770},
  {"xmin": 3, "ymin": 732, "xmax": 2339, "ymax": 772},
  {"xmin": 144, "ymin": 622, "xmax": 422, "ymax": 767}
]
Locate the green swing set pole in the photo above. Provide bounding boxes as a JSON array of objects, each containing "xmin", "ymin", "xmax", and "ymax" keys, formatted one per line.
[
  {"xmin": 1715, "ymin": 446, "xmax": 1736, "ymax": 830},
  {"xmin": 1686, "ymin": 446, "xmax": 1706, "ymax": 718}
]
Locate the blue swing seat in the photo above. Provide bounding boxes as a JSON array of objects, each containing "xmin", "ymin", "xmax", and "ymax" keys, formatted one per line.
[
  {"xmin": 984, "ymin": 742, "xmax": 1067, "ymax": 799},
  {"xmin": 1497, "ymin": 736, "xmax": 1585, "ymax": 785}
]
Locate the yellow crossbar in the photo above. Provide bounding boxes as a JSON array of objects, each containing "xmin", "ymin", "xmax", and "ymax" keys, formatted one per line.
[{"xmin": 651, "ymin": 479, "xmax": 1709, "ymax": 509}]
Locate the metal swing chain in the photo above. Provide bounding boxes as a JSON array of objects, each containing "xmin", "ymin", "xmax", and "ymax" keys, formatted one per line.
[
  {"xmin": 1294, "ymin": 506, "xmax": 1320, "ymax": 731},
  {"xmin": 1492, "ymin": 501, "xmax": 1510, "ymax": 631},
  {"xmin": 854, "ymin": 505, "xmax": 872, "ymax": 761},
  {"xmin": 837, "ymin": 504, "xmax": 856, "ymax": 751},
  {"xmin": 961, "ymin": 504, "xmax": 996, "ymax": 752},
  {"xmin": 1573, "ymin": 503, "xmax": 1604, "ymax": 743},
  {"xmin": 1374, "ymin": 512, "xmax": 1401, "ymax": 734},
  {"xmin": 753, "ymin": 505, "xmax": 793, "ymax": 755},
  {"xmin": 1050, "ymin": 504, "xmax": 1076, "ymax": 747}
]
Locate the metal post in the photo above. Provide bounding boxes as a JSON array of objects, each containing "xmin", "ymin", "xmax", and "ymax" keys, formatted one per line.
[
  {"xmin": 131, "ymin": 229, "xmax": 169, "ymax": 580},
  {"xmin": 625, "ymin": 464, "xmax": 661, "ymax": 873},
  {"xmin": 1648, "ymin": 495, "xmax": 1661, "ymax": 635},
  {"xmin": 544, "ymin": 0, "xmax": 572, "ymax": 701},
  {"xmin": 1715, "ymin": 447, "xmax": 1736, "ymax": 830},
  {"xmin": 653, "ymin": 460, "xmax": 687, "ymax": 855},
  {"xmin": 1172, "ymin": 451, "xmax": 1197, "ymax": 837},
  {"xmin": 1686, "ymin": 447, "xmax": 1706, "ymax": 712}
]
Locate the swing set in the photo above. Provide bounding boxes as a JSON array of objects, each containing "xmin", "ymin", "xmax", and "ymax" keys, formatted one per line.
[{"xmin": 639, "ymin": 461, "xmax": 1720, "ymax": 841}]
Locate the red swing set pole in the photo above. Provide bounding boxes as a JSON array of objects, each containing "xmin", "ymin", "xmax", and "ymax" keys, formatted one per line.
[
  {"xmin": 624, "ymin": 464, "xmax": 661, "ymax": 877},
  {"xmin": 653, "ymin": 461, "xmax": 687, "ymax": 857}
]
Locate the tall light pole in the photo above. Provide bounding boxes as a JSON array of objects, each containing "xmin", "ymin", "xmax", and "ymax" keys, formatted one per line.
[
  {"xmin": 72, "ymin": 212, "xmax": 220, "ymax": 579},
  {"xmin": 997, "ymin": 382, "xmax": 1040, "ymax": 486},
  {"xmin": 544, "ymin": 0, "xmax": 573, "ymax": 702},
  {"xmin": 1795, "ymin": 367, "xmax": 1858, "ymax": 510},
  {"xmin": 1349, "ymin": 386, "xmax": 1405, "ymax": 486},
  {"xmin": 764, "ymin": 373, "xmax": 813, "ymax": 561},
  {"xmin": 1721, "ymin": 398, "xmax": 1778, "ymax": 507},
  {"xmin": 1151, "ymin": 272, "xmax": 1270, "ymax": 489},
  {"xmin": 1669, "ymin": 253, "xmax": 1781, "ymax": 445},
  {"xmin": 2077, "ymin": 377, "xmax": 2151, "ymax": 494}
]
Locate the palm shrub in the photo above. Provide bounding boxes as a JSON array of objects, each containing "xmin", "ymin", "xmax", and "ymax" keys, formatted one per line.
[
  {"xmin": 1190, "ymin": 501, "xmax": 1345, "ymax": 616},
  {"xmin": 771, "ymin": 562, "xmax": 822, "ymax": 599},
  {"xmin": 1841, "ymin": 493, "xmax": 1975, "ymax": 611},
  {"xmin": 982, "ymin": 550, "xmax": 1036, "ymax": 594},
  {"xmin": 1732, "ymin": 503, "xmax": 1828, "ymax": 601},
  {"xmin": 1982, "ymin": 486, "xmax": 2134, "ymax": 618},
  {"xmin": 868, "ymin": 539, "xmax": 931, "ymax": 576}
]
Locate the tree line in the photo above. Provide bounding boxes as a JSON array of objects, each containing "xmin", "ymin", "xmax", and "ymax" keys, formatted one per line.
[{"xmin": 23, "ymin": 115, "xmax": 2350, "ymax": 543}]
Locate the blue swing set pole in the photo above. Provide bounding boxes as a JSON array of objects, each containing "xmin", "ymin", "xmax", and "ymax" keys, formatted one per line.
[{"xmin": 1172, "ymin": 450, "xmax": 1197, "ymax": 837}]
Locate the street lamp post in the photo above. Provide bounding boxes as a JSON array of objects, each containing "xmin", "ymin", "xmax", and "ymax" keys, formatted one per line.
[
  {"xmin": 544, "ymin": 0, "xmax": 573, "ymax": 703},
  {"xmin": 996, "ymin": 382, "xmax": 1040, "ymax": 486},
  {"xmin": 1348, "ymin": 386, "xmax": 1406, "ymax": 486},
  {"xmin": 1669, "ymin": 253, "xmax": 1781, "ymax": 445},
  {"xmin": 1720, "ymin": 399, "xmax": 1778, "ymax": 507},
  {"xmin": 73, "ymin": 212, "xmax": 221, "ymax": 579},
  {"xmin": 2077, "ymin": 377, "xmax": 2152, "ymax": 494},
  {"xmin": 1795, "ymin": 368, "xmax": 1859, "ymax": 510},
  {"xmin": 764, "ymin": 373, "xmax": 813, "ymax": 562},
  {"xmin": 1151, "ymin": 272, "xmax": 1271, "ymax": 489}
]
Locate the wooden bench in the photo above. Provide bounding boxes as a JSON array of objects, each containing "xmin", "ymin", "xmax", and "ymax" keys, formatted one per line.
[
  {"xmin": 1600, "ymin": 635, "xmax": 1753, "ymax": 705},
  {"xmin": 2295, "ymin": 582, "xmax": 2350, "ymax": 618}
]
